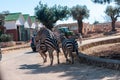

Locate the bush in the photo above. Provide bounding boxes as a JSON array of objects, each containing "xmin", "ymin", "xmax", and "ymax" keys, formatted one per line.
[{"xmin": 0, "ymin": 34, "xmax": 12, "ymax": 42}]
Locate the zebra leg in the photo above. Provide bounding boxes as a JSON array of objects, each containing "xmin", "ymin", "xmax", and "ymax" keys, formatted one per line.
[
  {"xmin": 38, "ymin": 51, "xmax": 46, "ymax": 63},
  {"xmin": 63, "ymin": 50, "xmax": 70, "ymax": 63},
  {"xmin": 57, "ymin": 51, "xmax": 60, "ymax": 64},
  {"xmin": 69, "ymin": 51, "xmax": 74, "ymax": 64},
  {"xmin": 48, "ymin": 50, "xmax": 54, "ymax": 66},
  {"xmin": 75, "ymin": 49, "xmax": 81, "ymax": 63},
  {"xmin": 43, "ymin": 53, "xmax": 47, "ymax": 63}
]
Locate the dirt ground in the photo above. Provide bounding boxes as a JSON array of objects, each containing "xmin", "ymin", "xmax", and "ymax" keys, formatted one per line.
[
  {"xmin": 1, "ymin": 48, "xmax": 120, "ymax": 80},
  {"xmin": 82, "ymin": 43, "xmax": 120, "ymax": 60},
  {"xmin": 83, "ymin": 28, "xmax": 120, "ymax": 40}
]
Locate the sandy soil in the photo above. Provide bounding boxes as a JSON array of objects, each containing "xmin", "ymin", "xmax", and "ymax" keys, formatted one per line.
[
  {"xmin": 1, "ymin": 48, "xmax": 120, "ymax": 80},
  {"xmin": 82, "ymin": 43, "xmax": 120, "ymax": 60},
  {"xmin": 1, "ymin": 28, "xmax": 120, "ymax": 80}
]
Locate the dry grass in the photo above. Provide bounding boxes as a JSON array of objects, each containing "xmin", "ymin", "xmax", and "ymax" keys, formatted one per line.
[
  {"xmin": 83, "ymin": 43, "xmax": 120, "ymax": 60},
  {"xmin": 81, "ymin": 28, "xmax": 120, "ymax": 60},
  {"xmin": 83, "ymin": 28, "xmax": 120, "ymax": 40}
]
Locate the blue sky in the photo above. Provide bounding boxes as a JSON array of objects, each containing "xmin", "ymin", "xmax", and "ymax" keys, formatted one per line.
[{"xmin": 0, "ymin": 0, "xmax": 113, "ymax": 24}]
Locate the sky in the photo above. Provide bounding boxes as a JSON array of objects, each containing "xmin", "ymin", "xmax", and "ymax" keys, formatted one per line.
[{"xmin": 0, "ymin": 0, "xmax": 115, "ymax": 24}]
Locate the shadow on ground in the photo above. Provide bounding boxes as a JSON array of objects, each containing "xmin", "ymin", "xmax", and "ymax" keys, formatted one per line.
[
  {"xmin": 19, "ymin": 61, "xmax": 120, "ymax": 80},
  {"xmin": 25, "ymin": 51, "xmax": 38, "ymax": 54}
]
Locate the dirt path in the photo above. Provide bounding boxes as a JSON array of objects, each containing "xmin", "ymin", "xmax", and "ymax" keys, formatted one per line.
[{"xmin": 1, "ymin": 48, "xmax": 120, "ymax": 80}]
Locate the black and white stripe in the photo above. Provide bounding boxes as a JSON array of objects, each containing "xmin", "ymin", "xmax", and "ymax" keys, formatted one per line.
[
  {"xmin": 59, "ymin": 34, "xmax": 79, "ymax": 64},
  {"xmin": 36, "ymin": 40, "xmax": 47, "ymax": 63},
  {"xmin": 35, "ymin": 27, "xmax": 60, "ymax": 66}
]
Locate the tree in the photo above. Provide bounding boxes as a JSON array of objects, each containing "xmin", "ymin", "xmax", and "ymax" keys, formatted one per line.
[
  {"xmin": 35, "ymin": 2, "xmax": 70, "ymax": 30},
  {"xmin": 70, "ymin": 5, "xmax": 89, "ymax": 35},
  {"xmin": 0, "ymin": 11, "xmax": 9, "ymax": 26},
  {"xmin": 2, "ymin": 10, "xmax": 10, "ymax": 15},
  {"xmin": 92, "ymin": 0, "xmax": 120, "ymax": 5},
  {"xmin": 105, "ymin": 5, "xmax": 120, "ymax": 31},
  {"xmin": 0, "ymin": 14, "xmax": 5, "ymax": 26},
  {"xmin": 92, "ymin": 0, "xmax": 112, "ymax": 4}
]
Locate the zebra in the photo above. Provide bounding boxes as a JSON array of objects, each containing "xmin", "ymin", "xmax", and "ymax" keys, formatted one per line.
[
  {"xmin": 59, "ymin": 34, "xmax": 79, "ymax": 64},
  {"xmin": 35, "ymin": 27, "xmax": 60, "ymax": 66},
  {"xmin": 36, "ymin": 40, "xmax": 47, "ymax": 63}
]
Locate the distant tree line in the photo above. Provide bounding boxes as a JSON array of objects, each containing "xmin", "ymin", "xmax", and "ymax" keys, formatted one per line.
[
  {"xmin": 35, "ymin": 1, "xmax": 89, "ymax": 35},
  {"xmin": 0, "ymin": 0, "xmax": 119, "ymax": 37},
  {"xmin": 92, "ymin": 0, "xmax": 120, "ymax": 5},
  {"xmin": 0, "ymin": 11, "xmax": 9, "ymax": 26},
  {"xmin": 92, "ymin": 0, "xmax": 120, "ymax": 31}
]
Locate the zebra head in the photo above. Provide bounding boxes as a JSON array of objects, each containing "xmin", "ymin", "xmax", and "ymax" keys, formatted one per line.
[
  {"xmin": 35, "ymin": 27, "xmax": 47, "ymax": 44},
  {"xmin": 59, "ymin": 33, "xmax": 67, "ymax": 43}
]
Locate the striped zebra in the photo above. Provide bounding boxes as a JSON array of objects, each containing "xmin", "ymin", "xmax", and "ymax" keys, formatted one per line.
[
  {"xmin": 35, "ymin": 27, "xmax": 60, "ymax": 66},
  {"xmin": 59, "ymin": 34, "xmax": 79, "ymax": 64},
  {"xmin": 36, "ymin": 40, "xmax": 47, "ymax": 63}
]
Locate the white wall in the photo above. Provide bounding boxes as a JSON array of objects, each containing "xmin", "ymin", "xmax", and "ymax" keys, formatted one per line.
[
  {"xmin": 31, "ymin": 23, "xmax": 36, "ymax": 29},
  {"xmin": 4, "ymin": 21, "xmax": 16, "ymax": 29},
  {"xmin": 28, "ymin": 16, "xmax": 32, "ymax": 27},
  {"xmin": 5, "ymin": 14, "xmax": 25, "ymax": 30},
  {"xmin": 24, "ymin": 21, "xmax": 30, "ymax": 28},
  {"xmin": 16, "ymin": 14, "xmax": 25, "ymax": 25},
  {"xmin": 24, "ymin": 16, "xmax": 32, "ymax": 28}
]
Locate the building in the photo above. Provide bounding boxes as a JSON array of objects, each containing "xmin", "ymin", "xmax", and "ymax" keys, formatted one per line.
[
  {"xmin": 93, "ymin": 22, "xmax": 111, "ymax": 33},
  {"xmin": 55, "ymin": 22, "xmax": 93, "ymax": 34},
  {"xmin": 3, "ymin": 13, "xmax": 39, "ymax": 41},
  {"xmin": 30, "ymin": 16, "xmax": 38, "ymax": 37},
  {"xmin": 23, "ymin": 14, "xmax": 32, "ymax": 41},
  {"xmin": 4, "ymin": 12, "xmax": 25, "ymax": 41}
]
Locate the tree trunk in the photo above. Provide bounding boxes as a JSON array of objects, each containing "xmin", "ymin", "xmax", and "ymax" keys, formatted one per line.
[
  {"xmin": 77, "ymin": 19, "xmax": 83, "ymax": 35},
  {"xmin": 111, "ymin": 20, "xmax": 116, "ymax": 31}
]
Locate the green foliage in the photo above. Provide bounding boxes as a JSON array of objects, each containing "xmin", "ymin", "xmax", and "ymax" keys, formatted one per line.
[
  {"xmin": 70, "ymin": 5, "xmax": 89, "ymax": 34},
  {"xmin": 92, "ymin": 0, "xmax": 112, "ymax": 4},
  {"xmin": 92, "ymin": 0, "xmax": 120, "ymax": 5},
  {"xmin": 105, "ymin": 5, "xmax": 120, "ymax": 31},
  {"xmin": 105, "ymin": 6, "xmax": 120, "ymax": 20},
  {"xmin": 34, "ymin": 1, "xmax": 70, "ymax": 30},
  {"xmin": 0, "ymin": 14, "xmax": 5, "ymax": 26},
  {"xmin": 0, "ymin": 34, "xmax": 12, "ymax": 42},
  {"xmin": 70, "ymin": 5, "xmax": 89, "ymax": 20}
]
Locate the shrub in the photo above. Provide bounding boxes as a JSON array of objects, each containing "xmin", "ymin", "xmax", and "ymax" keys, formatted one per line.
[{"xmin": 0, "ymin": 34, "xmax": 12, "ymax": 42}]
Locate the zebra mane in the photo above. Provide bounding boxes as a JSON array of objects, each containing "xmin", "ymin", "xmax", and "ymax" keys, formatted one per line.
[
  {"xmin": 36, "ymin": 27, "xmax": 57, "ymax": 42},
  {"xmin": 59, "ymin": 33, "xmax": 67, "ymax": 42},
  {"xmin": 37, "ymin": 27, "xmax": 48, "ymax": 35}
]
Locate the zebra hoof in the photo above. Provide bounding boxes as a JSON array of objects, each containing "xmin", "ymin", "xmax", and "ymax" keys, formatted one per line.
[
  {"xmin": 50, "ymin": 62, "xmax": 53, "ymax": 66},
  {"xmin": 72, "ymin": 61, "xmax": 74, "ymax": 64},
  {"xmin": 50, "ymin": 64, "xmax": 53, "ymax": 66},
  {"xmin": 66, "ymin": 61, "xmax": 69, "ymax": 64},
  {"xmin": 43, "ymin": 61, "xmax": 47, "ymax": 63},
  {"xmin": 43, "ymin": 59, "xmax": 47, "ymax": 63},
  {"xmin": 66, "ymin": 60, "xmax": 70, "ymax": 64},
  {"xmin": 58, "ymin": 61, "xmax": 60, "ymax": 64}
]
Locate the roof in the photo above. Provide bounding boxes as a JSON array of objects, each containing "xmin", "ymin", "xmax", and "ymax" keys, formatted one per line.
[
  {"xmin": 23, "ymin": 14, "xmax": 29, "ymax": 21},
  {"xmin": 5, "ymin": 12, "xmax": 21, "ymax": 21},
  {"xmin": 30, "ymin": 16, "xmax": 35, "ymax": 23}
]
